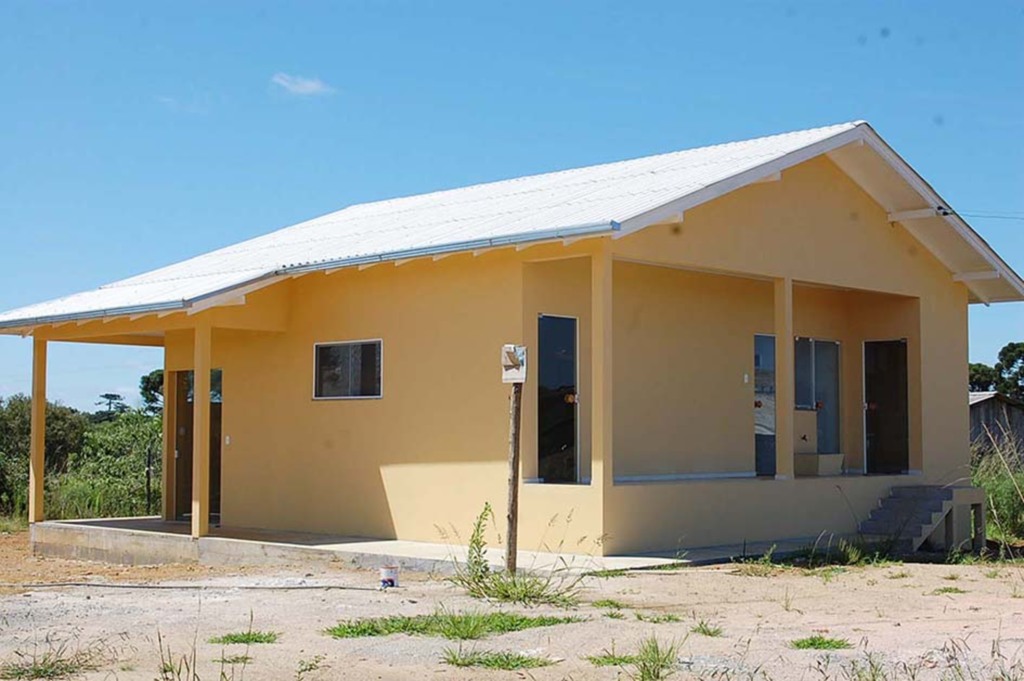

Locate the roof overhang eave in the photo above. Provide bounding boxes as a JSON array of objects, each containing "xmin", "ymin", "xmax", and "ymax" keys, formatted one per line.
[
  {"xmin": 0, "ymin": 220, "xmax": 622, "ymax": 334},
  {"xmin": 279, "ymin": 220, "xmax": 621, "ymax": 276},
  {"xmin": 855, "ymin": 124, "xmax": 1024, "ymax": 304}
]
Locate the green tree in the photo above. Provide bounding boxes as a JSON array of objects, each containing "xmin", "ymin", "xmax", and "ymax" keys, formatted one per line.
[
  {"xmin": 969, "ymin": 362, "xmax": 1000, "ymax": 392},
  {"xmin": 46, "ymin": 410, "xmax": 163, "ymax": 519},
  {"xmin": 139, "ymin": 369, "xmax": 164, "ymax": 415},
  {"xmin": 93, "ymin": 393, "xmax": 129, "ymax": 423},
  {"xmin": 995, "ymin": 342, "xmax": 1024, "ymax": 402},
  {"xmin": 0, "ymin": 395, "xmax": 89, "ymax": 514}
]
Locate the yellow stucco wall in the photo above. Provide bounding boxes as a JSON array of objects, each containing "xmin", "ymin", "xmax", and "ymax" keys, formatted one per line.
[
  {"xmin": 151, "ymin": 152, "xmax": 969, "ymax": 556},
  {"xmin": 164, "ymin": 247, "xmax": 605, "ymax": 551},
  {"xmin": 604, "ymin": 154, "xmax": 968, "ymax": 553}
]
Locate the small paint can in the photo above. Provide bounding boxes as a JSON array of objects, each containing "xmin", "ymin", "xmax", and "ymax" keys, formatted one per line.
[{"xmin": 379, "ymin": 565, "xmax": 399, "ymax": 588}]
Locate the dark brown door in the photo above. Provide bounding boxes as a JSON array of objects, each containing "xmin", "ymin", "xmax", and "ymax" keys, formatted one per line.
[
  {"xmin": 174, "ymin": 371, "xmax": 193, "ymax": 520},
  {"xmin": 173, "ymin": 370, "xmax": 222, "ymax": 522},
  {"xmin": 865, "ymin": 340, "xmax": 909, "ymax": 474}
]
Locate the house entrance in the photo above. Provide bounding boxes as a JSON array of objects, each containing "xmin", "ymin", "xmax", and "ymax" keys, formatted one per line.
[
  {"xmin": 173, "ymin": 369, "xmax": 223, "ymax": 522},
  {"xmin": 537, "ymin": 315, "xmax": 579, "ymax": 484},
  {"xmin": 864, "ymin": 340, "xmax": 909, "ymax": 474}
]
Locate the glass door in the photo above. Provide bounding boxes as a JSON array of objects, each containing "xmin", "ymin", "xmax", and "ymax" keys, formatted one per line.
[
  {"xmin": 754, "ymin": 334, "xmax": 776, "ymax": 476},
  {"xmin": 537, "ymin": 315, "xmax": 578, "ymax": 483}
]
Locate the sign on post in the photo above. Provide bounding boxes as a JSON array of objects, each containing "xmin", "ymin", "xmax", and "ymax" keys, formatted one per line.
[
  {"xmin": 501, "ymin": 343, "xmax": 526, "ymax": 573},
  {"xmin": 501, "ymin": 344, "xmax": 527, "ymax": 384}
]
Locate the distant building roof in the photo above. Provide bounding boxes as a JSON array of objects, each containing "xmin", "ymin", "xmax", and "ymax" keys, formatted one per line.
[{"xmin": 970, "ymin": 391, "xmax": 1024, "ymax": 408}]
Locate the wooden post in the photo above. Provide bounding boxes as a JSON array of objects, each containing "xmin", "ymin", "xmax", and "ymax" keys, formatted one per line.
[
  {"xmin": 191, "ymin": 323, "xmax": 212, "ymax": 538},
  {"xmin": 505, "ymin": 381, "xmax": 524, "ymax": 573},
  {"xmin": 28, "ymin": 338, "xmax": 47, "ymax": 523}
]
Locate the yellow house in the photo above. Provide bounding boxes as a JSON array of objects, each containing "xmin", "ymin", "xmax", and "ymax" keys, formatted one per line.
[{"xmin": 3, "ymin": 121, "xmax": 1022, "ymax": 558}]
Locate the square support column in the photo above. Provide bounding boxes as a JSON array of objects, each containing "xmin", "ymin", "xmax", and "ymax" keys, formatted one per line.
[
  {"xmin": 773, "ymin": 277, "xmax": 795, "ymax": 479},
  {"xmin": 591, "ymin": 241, "xmax": 614, "ymax": 492},
  {"xmin": 161, "ymin": 365, "xmax": 177, "ymax": 521},
  {"xmin": 28, "ymin": 338, "xmax": 47, "ymax": 523},
  {"xmin": 191, "ymin": 323, "xmax": 212, "ymax": 538}
]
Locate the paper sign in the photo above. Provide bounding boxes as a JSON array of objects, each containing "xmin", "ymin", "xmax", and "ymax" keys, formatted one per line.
[{"xmin": 501, "ymin": 344, "xmax": 527, "ymax": 384}]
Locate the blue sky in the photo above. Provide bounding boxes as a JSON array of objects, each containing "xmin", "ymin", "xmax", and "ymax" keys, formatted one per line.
[{"xmin": 0, "ymin": 1, "xmax": 1021, "ymax": 411}]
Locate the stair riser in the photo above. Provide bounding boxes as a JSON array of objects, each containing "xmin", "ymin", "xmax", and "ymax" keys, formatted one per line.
[{"xmin": 890, "ymin": 487, "xmax": 954, "ymax": 501}]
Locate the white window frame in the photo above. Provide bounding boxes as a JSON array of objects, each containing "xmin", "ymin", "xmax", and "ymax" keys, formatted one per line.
[{"xmin": 312, "ymin": 338, "xmax": 384, "ymax": 400}]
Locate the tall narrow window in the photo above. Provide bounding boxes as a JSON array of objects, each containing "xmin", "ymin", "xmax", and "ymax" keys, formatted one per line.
[
  {"xmin": 793, "ymin": 337, "xmax": 841, "ymax": 454},
  {"xmin": 314, "ymin": 340, "xmax": 383, "ymax": 399}
]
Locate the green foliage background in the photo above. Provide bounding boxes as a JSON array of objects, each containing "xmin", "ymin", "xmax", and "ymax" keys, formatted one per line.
[{"xmin": 0, "ymin": 394, "xmax": 161, "ymax": 519}]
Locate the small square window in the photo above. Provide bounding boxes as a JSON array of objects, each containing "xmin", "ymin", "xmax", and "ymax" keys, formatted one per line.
[{"xmin": 314, "ymin": 340, "xmax": 382, "ymax": 399}]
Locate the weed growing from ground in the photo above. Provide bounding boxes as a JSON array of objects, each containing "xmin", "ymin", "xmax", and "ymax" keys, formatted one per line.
[
  {"xmin": 635, "ymin": 612, "xmax": 682, "ymax": 624},
  {"xmin": 586, "ymin": 643, "xmax": 637, "ymax": 667},
  {"xmin": 593, "ymin": 599, "xmax": 625, "ymax": 609},
  {"xmin": 441, "ymin": 646, "xmax": 554, "ymax": 670},
  {"xmin": 585, "ymin": 568, "xmax": 628, "ymax": 578},
  {"xmin": 294, "ymin": 654, "xmax": 327, "ymax": 680},
  {"xmin": 630, "ymin": 635, "xmax": 681, "ymax": 680},
  {"xmin": 931, "ymin": 586, "xmax": 967, "ymax": 595},
  {"xmin": 791, "ymin": 634, "xmax": 852, "ymax": 650},
  {"xmin": 0, "ymin": 638, "xmax": 106, "ymax": 680},
  {"xmin": 442, "ymin": 503, "xmax": 585, "ymax": 607},
  {"xmin": 691, "ymin": 618, "xmax": 723, "ymax": 637},
  {"xmin": 208, "ymin": 631, "xmax": 278, "ymax": 645},
  {"xmin": 326, "ymin": 609, "xmax": 580, "ymax": 640}
]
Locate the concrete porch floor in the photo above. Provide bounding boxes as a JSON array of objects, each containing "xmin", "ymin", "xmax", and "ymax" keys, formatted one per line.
[{"xmin": 29, "ymin": 517, "xmax": 823, "ymax": 574}]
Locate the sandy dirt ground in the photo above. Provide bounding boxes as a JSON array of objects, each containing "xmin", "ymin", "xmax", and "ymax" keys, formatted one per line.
[{"xmin": 2, "ymin": 531, "xmax": 1024, "ymax": 680}]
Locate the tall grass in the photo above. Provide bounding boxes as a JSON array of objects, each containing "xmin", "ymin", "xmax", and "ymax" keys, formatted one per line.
[
  {"xmin": 971, "ymin": 429, "xmax": 1024, "ymax": 543},
  {"xmin": 442, "ymin": 504, "xmax": 586, "ymax": 607}
]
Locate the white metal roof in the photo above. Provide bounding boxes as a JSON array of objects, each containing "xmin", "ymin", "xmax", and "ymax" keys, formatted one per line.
[{"xmin": 1, "ymin": 121, "xmax": 1021, "ymax": 331}]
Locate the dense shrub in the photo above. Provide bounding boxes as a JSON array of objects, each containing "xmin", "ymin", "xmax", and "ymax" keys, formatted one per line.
[
  {"xmin": 46, "ymin": 411, "xmax": 162, "ymax": 519},
  {"xmin": 0, "ymin": 394, "xmax": 161, "ymax": 520},
  {"xmin": 971, "ymin": 434, "xmax": 1024, "ymax": 541},
  {"xmin": 0, "ymin": 395, "xmax": 89, "ymax": 514}
]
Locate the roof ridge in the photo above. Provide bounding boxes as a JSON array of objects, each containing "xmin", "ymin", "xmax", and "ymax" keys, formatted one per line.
[{"xmin": 312, "ymin": 121, "xmax": 864, "ymax": 218}]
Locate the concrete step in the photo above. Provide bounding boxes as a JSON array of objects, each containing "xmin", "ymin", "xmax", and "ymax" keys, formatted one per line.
[
  {"xmin": 867, "ymin": 508, "xmax": 940, "ymax": 526},
  {"xmin": 890, "ymin": 486, "xmax": 954, "ymax": 500},
  {"xmin": 876, "ymin": 497, "xmax": 946, "ymax": 513},
  {"xmin": 859, "ymin": 519, "xmax": 929, "ymax": 539}
]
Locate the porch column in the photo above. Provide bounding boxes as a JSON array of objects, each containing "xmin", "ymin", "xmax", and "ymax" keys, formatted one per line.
[
  {"xmin": 191, "ymin": 322, "xmax": 212, "ymax": 538},
  {"xmin": 773, "ymin": 278, "xmax": 795, "ymax": 479},
  {"xmin": 591, "ymin": 241, "xmax": 614, "ymax": 491},
  {"xmin": 161, "ymin": 363, "xmax": 176, "ymax": 521},
  {"xmin": 28, "ymin": 338, "xmax": 47, "ymax": 523}
]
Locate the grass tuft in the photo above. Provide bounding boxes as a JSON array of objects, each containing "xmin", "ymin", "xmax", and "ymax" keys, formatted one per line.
[
  {"xmin": 791, "ymin": 634, "xmax": 852, "ymax": 650},
  {"xmin": 586, "ymin": 644, "xmax": 637, "ymax": 667},
  {"xmin": 630, "ymin": 636, "xmax": 681, "ymax": 680},
  {"xmin": 441, "ymin": 647, "xmax": 554, "ymax": 670},
  {"xmin": 326, "ymin": 609, "xmax": 580, "ymax": 640},
  {"xmin": 0, "ymin": 652, "xmax": 100, "ymax": 680},
  {"xmin": 207, "ymin": 631, "xmax": 278, "ymax": 645},
  {"xmin": 635, "ymin": 612, "xmax": 682, "ymax": 624},
  {"xmin": 0, "ymin": 639, "xmax": 107, "ymax": 680},
  {"xmin": 931, "ymin": 586, "xmax": 968, "ymax": 595},
  {"xmin": 691, "ymin": 618, "xmax": 723, "ymax": 637},
  {"xmin": 592, "ymin": 599, "xmax": 625, "ymax": 609},
  {"xmin": 585, "ymin": 568, "xmax": 628, "ymax": 578},
  {"xmin": 446, "ymin": 504, "xmax": 584, "ymax": 607}
]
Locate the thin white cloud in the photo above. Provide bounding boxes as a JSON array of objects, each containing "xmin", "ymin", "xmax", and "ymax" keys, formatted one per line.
[{"xmin": 270, "ymin": 72, "xmax": 335, "ymax": 96}]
